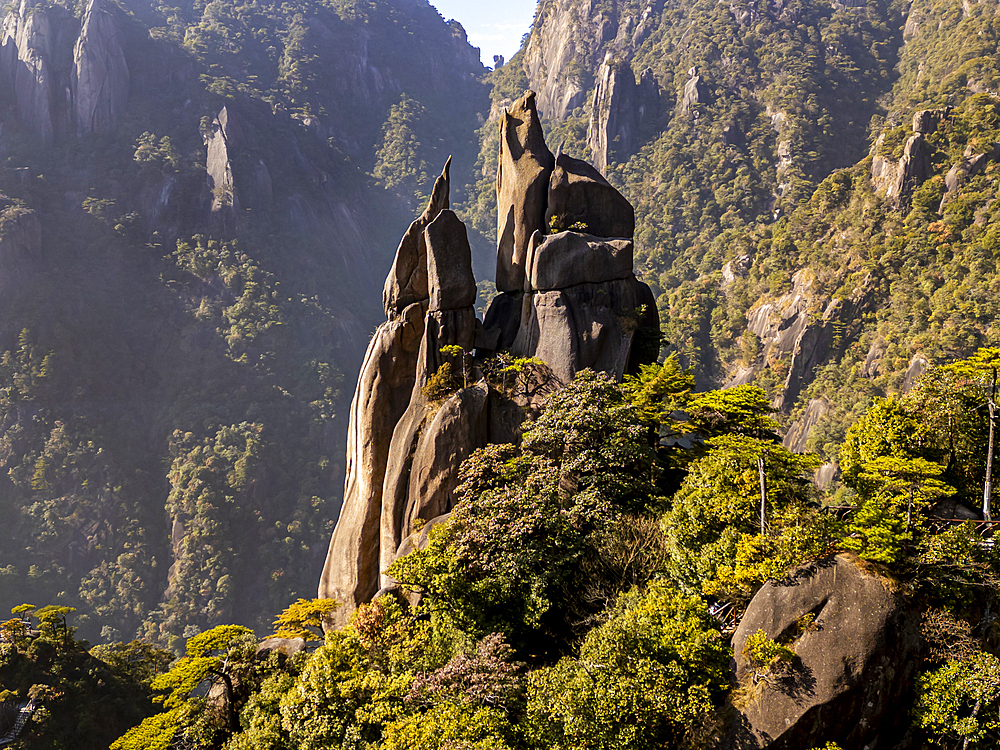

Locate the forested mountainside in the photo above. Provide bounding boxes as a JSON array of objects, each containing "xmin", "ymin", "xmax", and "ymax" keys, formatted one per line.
[
  {"xmin": 466, "ymin": 0, "xmax": 1000, "ymax": 448},
  {"xmin": 7, "ymin": 1, "xmax": 1000, "ymax": 750},
  {"xmin": 0, "ymin": 0, "xmax": 487, "ymax": 647}
]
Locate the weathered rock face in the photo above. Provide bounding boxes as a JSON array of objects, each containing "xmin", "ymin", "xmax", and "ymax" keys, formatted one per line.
[
  {"xmin": 735, "ymin": 269, "xmax": 877, "ymax": 411},
  {"xmin": 72, "ymin": 0, "xmax": 128, "ymax": 135},
  {"xmin": 782, "ymin": 398, "xmax": 829, "ymax": 453},
  {"xmin": 729, "ymin": 554, "xmax": 919, "ymax": 750},
  {"xmin": 496, "ymin": 92, "xmax": 555, "ymax": 293},
  {"xmin": 587, "ymin": 59, "xmax": 660, "ymax": 172},
  {"xmin": 403, "ymin": 383, "xmax": 488, "ymax": 540},
  {"xmin": 521, "ymin": 0, "xmax": 660, "ymax": 123},
  {"xmin": 0, "ymin": 0, "xmax": 78, "ymax": 144},
  {"xmin": 871, "ymin": 110, "xmax": 948, "ymax": 207},
  {"xmin": 318, "ymin": 300, "xmax": 426, "ymax": 621},
  {"xmin": 384, "ymin": 159, "xmax": 451, "ymax": 315},
  {"xmin": 426, "ymin": 208, "xmax": 476, "ymax": 311},
  {"xmin": 318, "ymin": 163, "xmax": 457, "ymax": 627},
  {"xmin": 0, "ymin": 0, "xmax": 129, "ymax": 142},
  {"xmin": 679, "ymin": 67, "xmax": 708, "ymax": 114},
  {"xmin": 321, "ymin": 100, "xmax": 660, "ymax": 626},
  {"xmin": 527, "ymin": 231, "xmax": 633, "ymax": 290},
  {"xmin": 206, "ymin": 106, "xmax": 243, "ymax": 216},
  {"xmin": 509, "ymin": 269, "xmax": 658, "ymax": 384},
  {"xmin": 940, "ymin": 142, "xmax": 1000, "ymax": 211},
  {"xmin": 545, "ymin": 152, "xmax": 635, "ymax": 239}
]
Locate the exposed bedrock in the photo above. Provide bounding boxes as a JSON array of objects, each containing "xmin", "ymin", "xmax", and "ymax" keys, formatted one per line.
[
  {"xmin": 728, "ymin": 554, "xmax": 920, "ymax": 750},
  {"xmin": 384, "ymin": 157, "xmax": 451, "ymax": 315},
  {"xmin": 317, "ymin": 300, "xmax": 426, "ymax": 624},
  {"xmin": 321, "ymin": 94, "xmax": 660, "ymax": 625},
  {"xmin": 588, "ymin": 59, "xmax": 660, "ymax": 173},
  {"xmin": 496, "ymin": 91, "xmax": 554, "ymax": 293},
  {"xmin": 0, "ymin": 0, "xmax": 76, "ymax": 144},
  {"xmin": 0, "ymin": 0, "xmax": 129, "ymax": 142},
  {"xmin": 545, "ymin": 151, "xmax": 635, "ymax": 240},
  {"xmin": 73, "ymin": 0, "xmax": 129, "ymax": 135}
]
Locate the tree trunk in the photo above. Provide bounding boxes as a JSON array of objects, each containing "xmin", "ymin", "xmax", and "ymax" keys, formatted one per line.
[
  {"xmin": 907, "ymin": 486, "xmax": 913, "ymax": 530},
  {"xmin": 962, "ymin": 699, "xmax": 982, "ymax": 750},
  {"xmin": 214, "ymin": 671, "xmax": 238, "ymax": 734},
  {"xmin": 758, "ymin": 454, "xmax": 767, "ymax": 535},
  {"xmin": 984, "ymin": 367, "xmax": 996, "ymax": 522}
]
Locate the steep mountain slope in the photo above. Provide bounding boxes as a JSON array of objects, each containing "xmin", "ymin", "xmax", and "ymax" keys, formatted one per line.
[
  {"xmin": 472, "ymin": 0, "xmax": 1000, "ymax": 457},
  {"xmin": 0, "ymin": 0, "xmax": 487, "ymax": 647}
]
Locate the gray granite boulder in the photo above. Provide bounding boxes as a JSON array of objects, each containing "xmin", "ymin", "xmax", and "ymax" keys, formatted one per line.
[
  {"xmin": 544, "ymin": 152, "xmax": 635, "ymax": 239},
  {"xmin": 527, "ymin": 230, "xmax": 633, "ymax": 291},
  {"xmin": 729, "ymin": 554, "xmax": 920, "ymax": 750}
]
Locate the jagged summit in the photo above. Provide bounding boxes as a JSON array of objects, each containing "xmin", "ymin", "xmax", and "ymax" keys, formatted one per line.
[{"xmin": 320, "ymin": 91, "xmax": 660, "ymax": 626}]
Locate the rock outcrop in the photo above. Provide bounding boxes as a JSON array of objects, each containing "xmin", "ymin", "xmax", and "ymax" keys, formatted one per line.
[
  {"xmin": 734, "ymin": 270, "xmax": 877, "ymax": 411},
  {"xmin": 72, "ymin": 0, "xmax": 128, "ymax": 135},
  {"xmin": 0, "ymin": 0, "xmax": 77, "ymax": 144},
  {"xmin": 939, "ymin": 142, "xmax": 1000, "ymax": 211},
  {"xmin": 679, "ymin": 67, "xmax": 708, "ymax": 115},
  {"xmin": 587, "ymin": 58, "xmax": 660, "ymax": 172},
  {"xmin": 206, "ymin": 106, "xmax": 243, "ymax": 216},
  {"xmin": 545, "ymin": 151, "xmax": 635, "ymax": 239},
  {"xmin": 321, "ymin": 92, "xmax": 660, "ymax": 626},
  {"xmin": 729, "ymin": 554, "xmax": 919, "ymax": 750},
  {"xmin": 0, "ymin": 0, "xmax": 129, "ymax": 142},
  {"xmin": 496, "ymin": 92, "xmax": 554, "ymax": 293},
  {"xmin": 871, "ymin": 109, "xmax": 949, "ymax": 207},
  {"xmin": 521, "ymin": 0, "xmax": 661, "ymax": 123},
  {"xmin": 318, "ymin": 163, "xmax": 453, "ymax": 622}
]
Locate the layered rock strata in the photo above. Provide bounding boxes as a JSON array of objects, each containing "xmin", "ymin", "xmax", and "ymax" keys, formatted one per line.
[{"xmin": 320, "ymin": 91, "xmax": 659, "ymax": 626}]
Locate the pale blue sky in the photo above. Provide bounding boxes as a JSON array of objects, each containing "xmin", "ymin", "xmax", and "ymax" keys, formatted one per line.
[{"xmin": 429, "ymin": 1, "xmax": 537, "ymax": 67}]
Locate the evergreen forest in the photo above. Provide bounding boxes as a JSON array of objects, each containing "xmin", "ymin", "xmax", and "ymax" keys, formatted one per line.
[{"xmin": 3, "ymin": 0, "xmax": 1000, "ymax": 747}]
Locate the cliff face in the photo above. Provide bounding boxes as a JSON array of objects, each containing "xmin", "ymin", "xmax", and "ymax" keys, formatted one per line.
[
  {"xmin": 72, "ymin": 0, "xmax": 129, "ymax": 135},
  {"xmin": 321, "ymin": 91, "xmax": 659, "ymax": 627}
]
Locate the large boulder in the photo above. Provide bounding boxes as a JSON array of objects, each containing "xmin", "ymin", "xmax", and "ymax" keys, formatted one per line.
[
  {"xmin": 544, "ymin": 152, "xmax": 635, "ymax": 239},
  {"xmin": 496, "ymin": 92, "xmax": 554, "ymax": 292},
  {"xmin": 527, "ymin": 230, "xmax": 633, "ymax": 290},
  {"xmin": 729, "ymin": 554, "xmax": 920, "ymax": 750},
  {"xmin": 72, "ymin": 0, "xmax": 129, "ymax": 135},
  {"xmin": 511, "ymin": 275, "xmax": 658, "ymax": 384}
]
